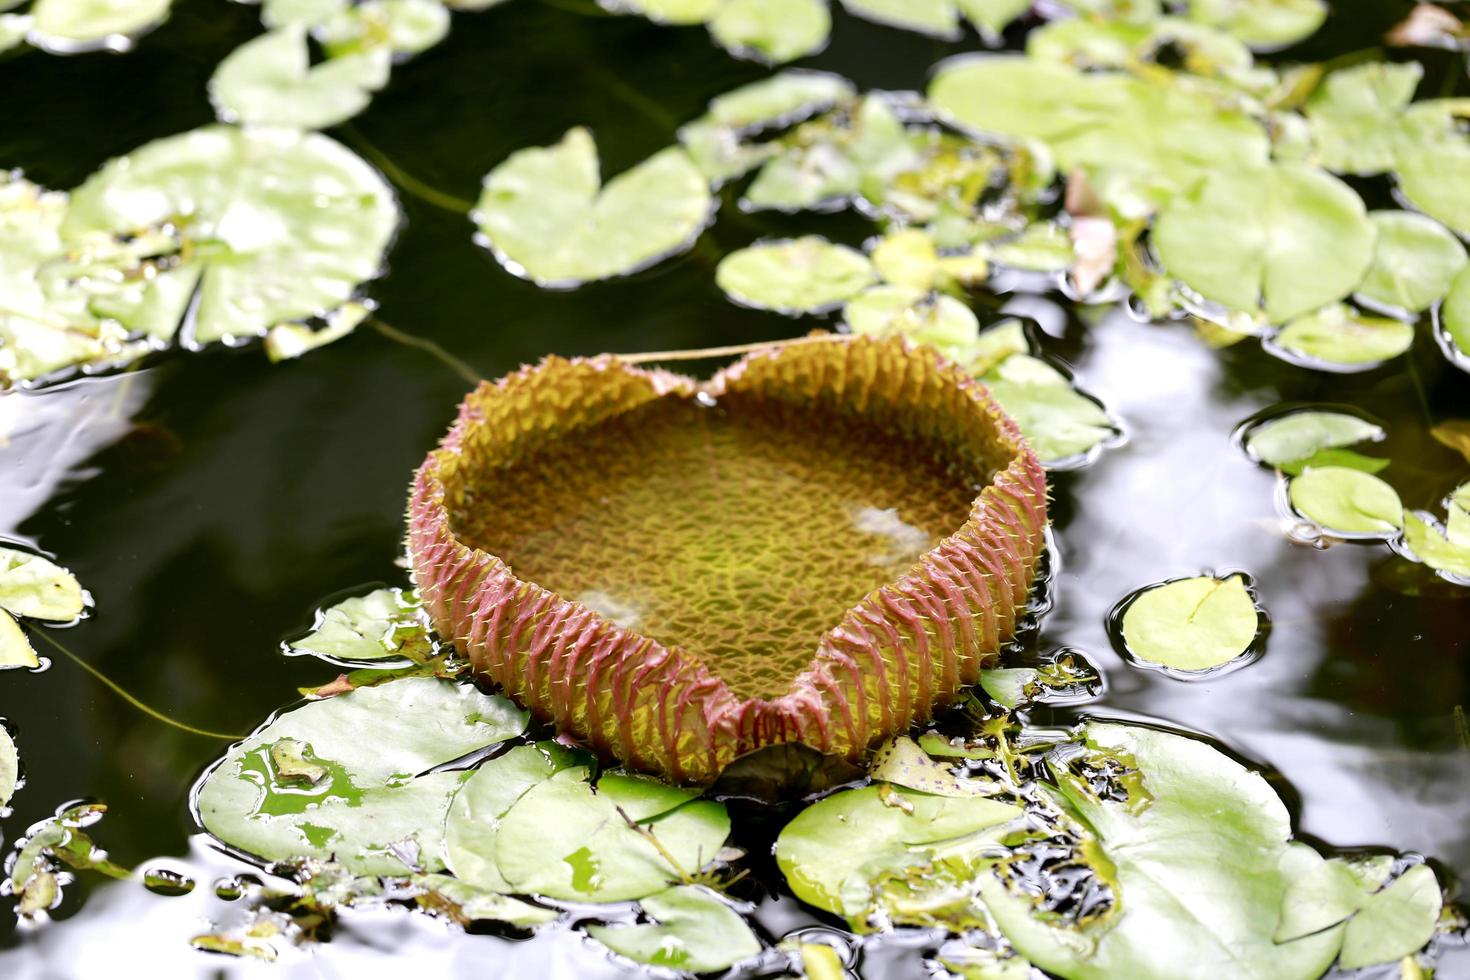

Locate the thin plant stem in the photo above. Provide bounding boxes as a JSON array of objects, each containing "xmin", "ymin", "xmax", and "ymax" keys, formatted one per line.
[
  {"xmin": 341, "ymin": 125, "xmax": 477, "ymax": 215},
  {"xmin": 27, "ymin": 627, "xmax": 242, "ymax": 741},
  {"xmin": 613, "ymin": 333, "xmax": 848, "ymax": 365},
  {"xmin": 367, "ymin": 317, "xmax": 482, "ymax": 386}
]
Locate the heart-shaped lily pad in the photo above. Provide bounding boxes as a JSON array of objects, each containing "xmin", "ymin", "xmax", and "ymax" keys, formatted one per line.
[{"xmin": 409, "ymin": 335, "xmax": 1048, "ymax": 781}]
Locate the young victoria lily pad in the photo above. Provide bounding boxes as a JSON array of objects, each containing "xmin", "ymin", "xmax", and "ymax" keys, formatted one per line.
[
  {"xmin": 196, "ymin": 677, "xmax": 528, "ymax": 874},
  {"xmin": 473, "ymin": 128, "xmax": 713, "ymax": 288},
  {"xmin": 1242, "ymin": 410, "xmax": 1385, "ymax": 468},
  {"xmin": 588, "ymin": 885, "xmax": 761, "ymax": 971},
  {"xmin": 1152, "ymin": 165, "xmax": 1376, "ymax": 324},
  {"xmin": 493, "ymin": 772, "xmax": 731, "ymax": 901},
  {"xmin": 1287, "ymin": 466, "xmax": 1404, "ymax": 537},
  {"xmin": 60, "ymin": 125, "xmax": 397, "ymax": 347},
  {"xmin": 979, "ymin": 722, "xmax": 1346, "ymax": 980},
  {"xmin": 408, "ymin": 335, "xmax": 1048, "ymax": 781},
  {"xmin": 1271, "ymin": 304, "xmax": 1416, "ymax": 369},
  {"xmin": 1358, "ymin": 211, "xmax": 1466, "ymax": 315},
  {"xmin": 1118, "ymin": 574, "xmax": 1259, "ymax": 673},
  {"xmin": 209, "ymin": 25, "xmax": 391, "ymax": 130},
  {"xmin": 775, "ymin": 782, "xmax": 1021, "ymax": 926},
  {"xmin": 288, "ymin": 587, "xmax": 428, "ymax": 664},
  {"xmin": 717, "ymin": 237, "xmax": 876, "ymax": 314}
]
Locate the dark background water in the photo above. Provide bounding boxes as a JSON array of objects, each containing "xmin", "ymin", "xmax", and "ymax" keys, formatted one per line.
[{"xmin": 1, "ymin": 0, "xmax": 1468, "ymax": 975}]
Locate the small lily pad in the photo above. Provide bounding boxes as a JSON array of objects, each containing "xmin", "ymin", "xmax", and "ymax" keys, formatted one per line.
[
  {"xmin": 1119, "ymin": 574, "xmax": 1260, "ymax": 673},
  {"xmin": 493, "ymin": 772, "xmax": 731, "ymax": 902},
  {"xmin": 840, "ymin": 0, "xmax": 960, "ymax": 38},
  {"xmin": 28, "ymin": 0, "xmax": 171, "ymax": 51},
  {"xmin": 196, "ymin": 677, "xmax": 528, "ymax": 874},
  {"xmin": 1439, "ymin": 264, "xmax": 1470, "ymax": 365},
  {"xmin": 869, "ymin": 736, "xmax": 999, "ymax": 797},
  {"xmin": 1272, "ymin": 304, "xmax": 1416, "ymax": 368},
  {"xmin": 707, "ymin": 0, "xmax": 829, "ymax": 64},
  {"xmin": 1340, "ymin": 864, "xmax": 1443, "ymax": 970},
  {"xmin": 0, "ymin": 725, "xmax": 17, "ymax": 806},
  {"xmin": 845, "ymin": 286, "xmax": 978, "ymax": 341},
  {"xmin": 287, "ymin": 587, "xmax": 426, "ymax": 664},
  {"xmin": 0, "ymin": 610, "xmax": 37, "ymax": 670},
  {"xmin": 716, "ymin": 237, "xmax": 876, "ymax": 313},
  {"xmin": 588, "ymin": 885, "xmax": 761, "ymax": 972},
  {"xmin": 1185, "ymin": 0, "xmax": 1325, "ymax": 48},
  {"xmin": 474, "ymin": 127, "xmax": 713, "ymax": 288},
  {"xmin": 0, "ymin": 546, "xmax": 84, "ymax": 622},
  {"xmin": 1243, "ymin": 410, "xmax": 1384, "ymax": 467},
  {"xmin": 1358, "ymin": 211, "xmax": 1466, "ymax": 314},
  {"xmin": 981, "ymin": 354, "xmax": 1118, "ymax": 464},
  {"xmin": 209, "ymin": 25, "xmax": 391, "ymax": 130},
  {"xmin": 1288, "ymin": 466, "xmax": 1404, "ymax": 536},
  {"xmin": 412, "ymin": 872, "xmax": 560, "ymax": 927}
]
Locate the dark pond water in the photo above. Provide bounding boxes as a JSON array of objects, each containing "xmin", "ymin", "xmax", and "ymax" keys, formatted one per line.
[{"xmin": 1, "ymin": 0, "xmax": 1468, "ymax": 976}]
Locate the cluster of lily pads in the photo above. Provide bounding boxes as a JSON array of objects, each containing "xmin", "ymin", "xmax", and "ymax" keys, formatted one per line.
[
  {"xmin": 3, "ymin": 582, "xmax": 1430, "ymax": 974},
  {"xmin": 1242, "ymin": 409, "xmax": 1470, "ymax": 583}
]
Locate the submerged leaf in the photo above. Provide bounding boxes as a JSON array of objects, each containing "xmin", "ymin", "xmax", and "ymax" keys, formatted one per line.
[
  {"xmin": 716, "ymin": 237, "xmax": 876, "ymax": 313},
  {"xmin": 474, "ymin": 127, "xmax": 712, "ymax": 288},
  {"xmin": 196, "ymin": 677, "xmax": 528, "ymax": 874},
  {"xmin": 1243, "ymin": 410, "xmax": 1384, "ymax": 467},
  {"xmin": 1119, "ymin": 574, "xmax": 1259, "ymax": 672},
  {"xmin": 588, "ymin": 885, "xmax": 761, "ymax": 972},
  {"xmin": 1288, "ymin": 466, "xmax": 1404, "ymax": 535}
]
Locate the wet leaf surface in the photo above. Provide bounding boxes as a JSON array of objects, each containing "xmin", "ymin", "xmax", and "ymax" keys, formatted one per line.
[
  {"xmin": 588, "ymin": 885, "xmax": 761, "ymax": 972},
  {"xmin": 1119, "ymin": 574, "xmax": 1260, "ymax": 673}
]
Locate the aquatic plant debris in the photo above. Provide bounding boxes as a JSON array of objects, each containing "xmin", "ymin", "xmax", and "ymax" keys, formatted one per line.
[
  {"xmin": 408, "ymin": 335, "xmax": 1048, "ymax": 780},
  {"xmin": 1117, "ymin": 574, "xmax": 1260, "ymax": 673},
  {"xmin": 0, "ymin": 546, "xmax": 85, "ymax": 670},
  {"xmin": 473, "ymin": 127, "xmax": 713, "ymax": 287},
  {"xmin": 0, "ymin": 127, "xmax": 398, "ymax": 387}
]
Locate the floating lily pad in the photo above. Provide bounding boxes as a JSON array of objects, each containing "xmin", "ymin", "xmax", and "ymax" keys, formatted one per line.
[
  {"xmin": 1398, "ymin": 139, "xmax": 1470, "ymax": 237},
  {"xmin": 981, "ymin": 354, "xmax": 1118, "ymax": 464},
  {"xmin": 869, "ymin": 736, "xmax": 1000, "ymax": 797},
  {"xmin": 840, "ymin": 0, "xmax": 960, "ymax": 38},
  {"xmin": 0, "ymin": 725, "xmax": 16, "ymax": 806},
  {"xmin": 707, "ymin": 0, "xmax": 829, "ymax": 64},
  {"xmin": 1338, "ymin": 864, "xmax": 1443, "ymax": 970},
  {"xmin": 1304, "ymin": 62, "xmax": 1437, "ymax": 177},
  {"xmin": 493, "ymin": 772, "xmax": 731, "ymax": 902},
  {"xmin": 1278, "ymin": 448, "xmax": 1389, "ymax": 477},
  {"xmin": 287, "ymin": 587, "xmax": 427, "ymax": 664},
  {"xmin": 26, "ymin": 0, "xmax": 171, "ymax": 52},
  {"xmin": 1272, "ymin": 304, "xmax": 1416, "ymax": 368},
  {"xmin": 1439, "ymin": 264, "xmax": 1470, "ymax": 366},
  {"xmin": 410, "ymin": 873, "xmax": 559, "ymax": 927},
  {"xmin": 1185, "ymin": 0, "xmax": 1324, "ymax": 48},
  {"xmin": 1118, "ymin": 574, "xmax": 1259, "ymax": 673},
  {"xmin": 196, "ymin": 677, "xmax": 528, "ymax": 874},
  {"xmin": 1288, "ymin": 466, "xmax": 1404, "ymax": 536},
  {"xmin": 59, "ymin": 125, "xmax": 397, "ymax": 347},
  {"xmin": 588, "ymin": 885, "xmax": 761, "ymax": 972},
  {"xmin": 775, "ymin": 783, "xmax": 1020, "ymax": 926},
  {"xmin": 1402, "ymin": 483, "xmax": 1470, "ymax": 578},
  {"xmin": 443, "ymin": 742, "xmax": 588, "ymax": 892},
  {"xmin": 0, "ymin": 611, "xmax": 35, "ymax": 670},
  {"xmin": 716, "ymin": 237, "xmax": 876, "ymax": 313},
  {"xmin": 1243, "ymin": 410, "xmax": 1384, "ymax": 467},
  {"xmin": 0, "ymin": 546, "xmax": 84, "ymax": 622},
  {"xmin": 697, "ymin": 69, "xmax": 853, "ymax": 132},
  {"xmin": 1152, "ymin": 165, "xmax": 1375, "ymax": 323},
  {"xmin": 1358, "ymin": 211, "xmax": 1466, "ymax": 314},
  {"xmin": 606, "ymin": 0, "xmax": 722, "ymax": 26},
  {"xmin": 209, "ymin": 25, "xmax": 391, "ymax": 130},
  {"xmin": 473, "ymin": 127, "xmax": 712, "ymax": 288},
  {"xmin": 845, "ymin": 286, "xmax": 978, "ymax": 341}
]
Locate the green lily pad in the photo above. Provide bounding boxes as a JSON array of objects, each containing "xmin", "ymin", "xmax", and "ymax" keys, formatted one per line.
[
  {"xmin": 1439, "ymin": 264, "xmax": 1470, "ymax": 365},
  {"xmin": 840, "ymin": 0, "xmax": 960, "ymax": 38},
  {"xmin": 716, "ymin": 237, "xmax": 876, "ymax": 313},
  {"xmin": 287, "ymin": 587, "xmax": 426, "ymax": 664},
  {"xmin": 1287, "ymin": 466, "xmax": 1404, "ymax": 536},
  {"xmin": 700, "ymin": 69, "xmax": 853, "ymax": 132},
  {"xmin": 1358, "ymin": 211, "xmax": 1466, "ymax": 314},
  {"xmin": 1272, "ymin": 304, "xmax": 1416, "ymax": 368},
  {"xmin": 981, "ymin": 354, "xmax": 1118, "ymax": 464},
  {"xmin": 1276, "ymin": 852, "xmax": 1390, "ymax": 942},
  {"xmin": 986, "ymin": 223, "xmax": 1074, "ymax": 273},
  {"xmin": 493, "ymin": 772, "xmax": 731, "ymax": 902},
  {"xmin": 196, "ymin": 677, "xmax": 528, "ymax": 874},
  {"xmin": 845, "ymin": 286, "xmax": 979, "ymax": 341},
  {"xmin": 209, "ymin": 25, "xmax": 391, "ymax": 130},
  {"xmin": 1398, "ymin": 138, "xmax": 1470, "ymax": 237},
  {"xmin": 708, "ymin": 0, "xmax": 829, "ymax": 64},
  {"xmin": 443, "ymin": 742, "xmax": 588, "ymax": 892},
  {"xmin": 0, "ymin": 610, "xmax": 37, "ymax": 670},
  {"xmin": 60, "ymin": 124, "xmax": 397, "ymax": 346},
  {"xmin": 1243, "ymin": 410, "xmax": 1384, "ymax": 467},
  {"xmin": 473, "ymin": 127, "xmax": 712, "ymax": 288},
  {"xmin": 1304, "ymin": 62, "xmax": 1439, "ymax": 177},
  {"xmin": 1340, "ymin": 864, "xmax": 1443, "ymax": 970},
  {"xmin": 1119, "ymin": 574, "xmax": 1259, "ymax": 673},
  {"xmin": 978, "ymin": 668, "xmax": 1038, "ymax": 709},
  {"xmin": 1404, "ymin": 515, "xmax": 1470, "ymax": 577},
  {"xmin": 869, "ymin": 736, "xmax": 1000, "ymax": 797},
  {"xmin": 588, "ymin": 885, "xmax": 762, "ymax": 972},
  {"xmin": 775, "ymin": 783, "xmax": 1020, "ymax": 926},
  {"xmin": 410, "ymin": 872, "xmax": 560, "ymax": 927},
  {"xmin": 1278, "ymin": 448, "xmax": 1389, "ymax": 477},
  {"xmin": 958, "ymin": 0, "xmax": 1031, "ymax": 34},
  {"xmin": 606, "ymin": 0, "xmax": 721, "ymax": 26},
  {"xmin": 28, "ymin": 0, "xmax": 171, "ymax": 51},
  {"xmin": 980, "ymin": 722, "xmax": 1345, "ymax": 980},
  {"xmin": 1152, "ymin": 165, "xmax": 1375, "ymax": 323},
  {"xmin": 1184, "ymin": 0, "xmax": 1324, "ymax": 48},
  {"xmin": 0, "ymin": 725, "xmax": 17, "ymax": 806},
  {"xmin": 0, "ymin": 546, "xmax": 84, "ymax": 622}
]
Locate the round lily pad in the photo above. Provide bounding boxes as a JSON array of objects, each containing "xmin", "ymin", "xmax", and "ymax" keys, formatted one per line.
[
  {"xmin": 588, "ymin": 885, "xmax": 762, "ymax": 972},
  {"xmin": 707, "ymin": 0, "xmax": 830, "ymax": 64},
  {"xmin": 1287, "ymin": 466, "xmax": 1404, "ymax": 536},
  {"xmin": 0, "ymin": 546, "xmax": 84, "ymax": 622},
  {"xmin": 1357, "ymin": 211, "xmax": 1466, "ymax": 314},
  {"xmin": 1184, "ymin": 0, "xmax": 1325, "ymax": 48},
  {"xmin": 840, "ymin": 0, "xmax": 960, "ymax": 38},
  {"xmin": 1438, "ymin": 264, "xmax": 1470, "ymax": 366},
  {"xmin": 62, "ymin": 125, "xmax": 398, "ymax": 346},
  {"xmin": 29, "ymin": 0, "xmax": 171, "ymax": 51},
  {"xmin": 716, "ymin": 237, "xmax": 876, "ymax": 313},
  {"xmin": 1118, "ymin": 574, "xmax": 1260, "ymax": 673},
  {"xmin": 209, "ymin": 25, "xmax": 391, "ymax": 130},
  {"xmin": 844, "ymin": 286, "xmax": 978, "ymax": 340},
  {"xmin": 1271, "ymin": 304, "xmax": 1415, "ymax": 369},
  {"xmin": 1242, "ymin": 410, "xmax": 1384, "ymax": 468},
  {"xmin": 473, "ymin": 127, "xmax": 713, "ymax": 288},
  {"xmin": 1153, "ymin": 165, "xmax": 1375, "ymax": 324},
  {"xmin": 195, "ymin": 677, "xmax": 528, "ymax": 875},
  {"xmin": 286, "ymin": 587, "xmax": 425, "ymax": 664}
]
